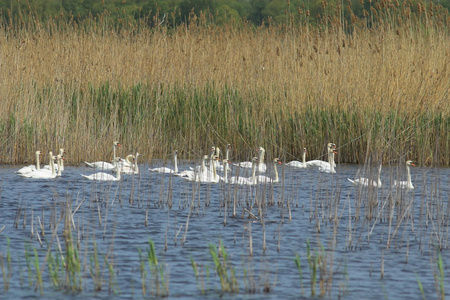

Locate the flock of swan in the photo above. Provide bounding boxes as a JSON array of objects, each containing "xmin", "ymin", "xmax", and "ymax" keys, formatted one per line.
[{"xmin": 14, "ymin": 141, "xmax": 415, "ymax": 189}]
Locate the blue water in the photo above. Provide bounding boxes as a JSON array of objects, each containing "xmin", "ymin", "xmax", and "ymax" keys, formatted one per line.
[{"xmin": 0, "ymin": 162, "xmax": 449, "ymax": 299}]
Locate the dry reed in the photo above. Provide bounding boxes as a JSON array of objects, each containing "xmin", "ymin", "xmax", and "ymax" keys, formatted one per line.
[{"xmin": 0, "ymin": 5, "xmax": 448, "ymax": 166}]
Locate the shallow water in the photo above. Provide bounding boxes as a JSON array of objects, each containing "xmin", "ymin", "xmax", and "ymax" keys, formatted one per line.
[{"xmin": 0, "ymin": 162, "xmax": 449, "ymax": 299}]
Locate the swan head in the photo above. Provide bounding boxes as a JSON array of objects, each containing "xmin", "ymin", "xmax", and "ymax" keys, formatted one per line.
[
  {"xmin": 227, "ymin": 144, "xmax": 232, "ymax": 150},
  {"xmin": 210, "ymin": 146, "xmax": 216, "ymax": 153},
  {"xmin": 257, "ymin": 147, "xmax": 265, "ymax": 152},
  {"xmin": 303, "ymin": 148, "xmax": 307, "ymax": 153},
  {"xmin": 114, "ymin": 141, "xmax": 122, "ymax": 147},
  {"xmin": 251, "ymin": 157, "xmax": 259, "ymax": 163},
  {"xmin": 274, "ymin": 158, "xmax": 282, "ymax": 164},
  {"xmin": 35, "ymin": 150, "xmax": 41, "ymax": 155},
  {"xmin": 406, "ymin": 160, "xmax": 415, "ymax": 166},
  {"xmin": 174, "ymin": 150, "xmax": 178, "ymax": 155}
]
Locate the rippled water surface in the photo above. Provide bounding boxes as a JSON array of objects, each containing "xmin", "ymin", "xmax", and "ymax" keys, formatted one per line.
[{"xmin": 0, "ymin": 162, "xmax": 449, "ymax": 299}]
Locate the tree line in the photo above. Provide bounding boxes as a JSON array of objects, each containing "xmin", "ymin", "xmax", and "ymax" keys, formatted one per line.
[{"xmin": 1, "ymin": 0, "xmax": 448, "ymax": 28}]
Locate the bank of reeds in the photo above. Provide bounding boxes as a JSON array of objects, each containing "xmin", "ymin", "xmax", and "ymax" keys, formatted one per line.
[{"xmin": 0, "ymin": 4, "xmax": 448, "ymax": 165}]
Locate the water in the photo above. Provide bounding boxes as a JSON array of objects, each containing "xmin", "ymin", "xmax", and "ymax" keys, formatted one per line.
[{"xmin": 0, "ymin": 162, "xmax": 449, "ymax": 299}]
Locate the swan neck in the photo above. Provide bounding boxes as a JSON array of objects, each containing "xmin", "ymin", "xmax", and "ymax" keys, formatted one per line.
[
  {"xmin": 51, "ymin": 158, "xmax": 55, "ymax": 175},
  {"xmin": 302, "ymin": 152, "xmax": 306, "ymax": 165},
  {"xmin": 36, "ymin": 152, "xmax": 41, "ymax": 170},
  {"xmin": 174, "ymin": 153, "xmax": 178, "ymax": 173},
  {"xmin": 274, "ymin": 162, "xmax": 279, "ymax": 182},
  {"xmin": 113, "ymin": 144, "xmax": 117, "ymax": 168},
  {"xmin": 223, "ymin": 161, "xmax": 228, "ymax": 181},
  {"xmin": 251, "ymin": 162, "xmax": 257, "ymax": 184},
  {"xmin": 57, "ymin": 158, "xmax": 62, "ymax": 176},
  {"xmin": 406, "ymin": 165, "xmax": 411, "ymax": 185}
]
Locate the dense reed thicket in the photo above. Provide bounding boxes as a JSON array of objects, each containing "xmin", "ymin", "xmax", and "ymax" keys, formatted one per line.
[{"xmin": 0, "ymin": 4, "xmax": 449, "ymax": 165}]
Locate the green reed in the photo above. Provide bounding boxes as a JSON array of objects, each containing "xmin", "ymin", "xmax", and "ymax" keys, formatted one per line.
[
  {"xmin": 0, "ymin": 238, "xmax": 12, "ymax": 291},
  {"xmin": 139, "ymin": 239, "xmax": 169, "ymax": 297},
  {"xmin": 209, "ymin": 240, "xmax": 239, "ymax": 293}
]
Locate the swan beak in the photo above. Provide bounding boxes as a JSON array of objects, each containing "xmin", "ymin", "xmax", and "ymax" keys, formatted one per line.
[
  {"xmin": 411, "ymin": 162, "xmax": 416, "ymax": 166},
  {"xmin": 277, "ymin": 160, "xmax": 282, "ymax": 164}
]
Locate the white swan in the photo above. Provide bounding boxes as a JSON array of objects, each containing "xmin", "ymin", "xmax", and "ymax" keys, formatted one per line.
[
  {"xmin": 217, "ymin": 144, "xmax": 232, "ymax": 171},
  {"xmin": 195, "ymin": 156, "xmax": 220, "ymax": 183},
  {"xmin": 84, "ymin": 141, "xmax": 121, "ymax": 170},
  {"xmin": 256, "ymin": 158, "xmax": 282, "ymax": 183},
  {"xmin": 20, "ymin": 153, "xmax": 57, "ymax": 179},
  {"xmin": 319, "ymin": 146, "xmax": 337, "ymax": 174},
  {"xmin": 234, "ymin": 146, "xmax": 266, "ymax": 172},
  {"xmin": 16, "ymin": 151, "xmax": 42, "ymax": 174},
  {"xmin": 178, "ymin": 155, "xmax": 209, "ymax": 181},
  {"xmin": 306, "ymin": 143, "xmax": 337, "ymax": 169},
  {"xmin": 229, "ymin": 157, "xmax": 259, "ymax": 185},
  {"xmin": 82, "ymin": 163, "xmax": 122, "ymax": 181},
  {"xmin": 220, "ymin": 159, "xmax": 231, "ymax": 182},
  {"xmin": 149, "ymin": 150, "xmax": 178, "ymax": 174},
  {"xmin": 122, "ymin": 152, "xmax": 140, "ymax": 175},
  {"xmin": 286, "ymin": 148, "xmax": 307, "ymax": 168},
  {"xmin": 348, "ymin": 163, "xmax": 382, "ymax": 187},
  {"xmin": 44, "ymin": 148, "xmax": 65, "ymax": 171},
  {"xmin": 393, "ymin": 160, "xmax": 415, "ymax": 189},
  {"xmin": 117, "ymin": 154, "xmax": 134, "ymax": 168}
]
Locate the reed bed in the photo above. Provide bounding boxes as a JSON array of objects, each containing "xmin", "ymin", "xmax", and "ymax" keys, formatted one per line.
[{"xmin": 0, "ymin": 5, "xmax": 449, "ymax": 165}]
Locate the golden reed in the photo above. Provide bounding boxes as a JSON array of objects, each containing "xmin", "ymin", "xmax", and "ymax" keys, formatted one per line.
[{"xmin": 0, "ymin": 6, "xmax": 448, "ymax": 165}]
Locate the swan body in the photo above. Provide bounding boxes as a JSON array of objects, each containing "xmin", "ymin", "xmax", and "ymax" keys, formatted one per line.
[
  {"xmin": 306, "ymin": 143, "xmax": 337, "ymax": 169},
  {"xmin": 84, "ymin": 141, "xmax": 121, "ymax": 170},
  {"xmin": 348, "ymin": 164, "xmax": 382, "ymax": 187},
  {"xmin": 178, "ymin": 155, "xmax": 208, "ymax": 181},
  {"xmin": 229, "ymin": 157, "xmax": 259, "ymax": 185},
  {"xmin": 121, "ymin": 152, "xmax": 140, "ymax": 175},
  {"xmin": 44, "ymin": 148, "xmax": 65, "ymax": 171},
  {"xmin": 256, "ymin": 158, "xmax": 282, "ymax": 183},
  {"xmin": 149, "ymin": 151, "xmax": 178, "ymax": 174},
  {"xmin": 234, "ymin": 146, "xmax": 266, "ymax": 172},
  {"xmin": 190, "ymin": 156, "xmax": 220, "ymax": 183},
  {"xmin": 393, "ymin": 160, "xmax": 415, "ymax": 189},
  {"xmin": 286, "ymin": 148, "xmax": 307, "ymax": 168},
  {"xmin": 82, "ymin": 166, "xmax": 122, "ymax": 181},
  {"xmin": 16, "ymin": 151, "xmax": 42, "ymax": 174},
  {"xmin": 20, "ymin": 153, "xmax": 57, "ymax": 179}
]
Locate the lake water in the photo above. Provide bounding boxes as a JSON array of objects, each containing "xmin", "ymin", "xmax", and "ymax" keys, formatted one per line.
[{"xmin": 0, "ymin": 161, "xmax": 449, "ymax": 299}]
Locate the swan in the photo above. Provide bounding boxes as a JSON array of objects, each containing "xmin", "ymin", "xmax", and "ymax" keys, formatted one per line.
[
  {"xmin": 319, "ymin": 146, "xmax": 337, "ymax": 174},
  {"xmin": 44, "ymin": 148, "xmax": 65, "ymax": 171},
  {"xmin": 229, "ymin": 157, "xmax": 259, "ymax": 185},
  {"xmin": 306, "ymin": 143, "xmax": 337, "ymax": 169},
  {"xmin": 256, "ymin": 158, "xmax": 282, "ymax": 183},
  {"xmin": 81, "ymin": 162, "xmax": 122, "ymax": 181},
  {"xmin": 286, "ymin": 148, "xmax": 307, "ymax": 168},
  {"xmin": 16, "ymin": 151, "xmax": 42, "ymax": 174},
  {"xmin": 122, "ymin": 152, "xmax": 140, "ymax": 175},
  {"xmin": 149, "ymin": 150, "xmax": 178, "ymax": 174},
  {"xmin": 178, "ymin": 155, "xmax": 209, "ymax": 181},
  {"xmin": 234, "ymin": 146, "xmax": 266, "ymax": 172},
  {"xmin": 195, "ymin": 156, "xmax": 220, "ymax": 183},
  {"xmin": 348, "ymin": 163, "xmax": 382, "ymax": 187},
  {"xmin": 393, "ymin": 160, "xmax": 415, "ymax": 189},
  {"xmin": 84, "ymin": 141, "xmax": 121, "ymax": 170},
  {"xmin": 217, "ymin": 144, "xmax": 232, "ymax": 171},
  {"xmin": 117, "ymin": 154, "xmax": 134, "ymax": 168},
  {"xmin": 20, "ymin": 153, "xmax": 57, "ymax": 179},
  {"xmin": 220, "ymin": 159, "xmax": 231, "ymax": 182}
]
